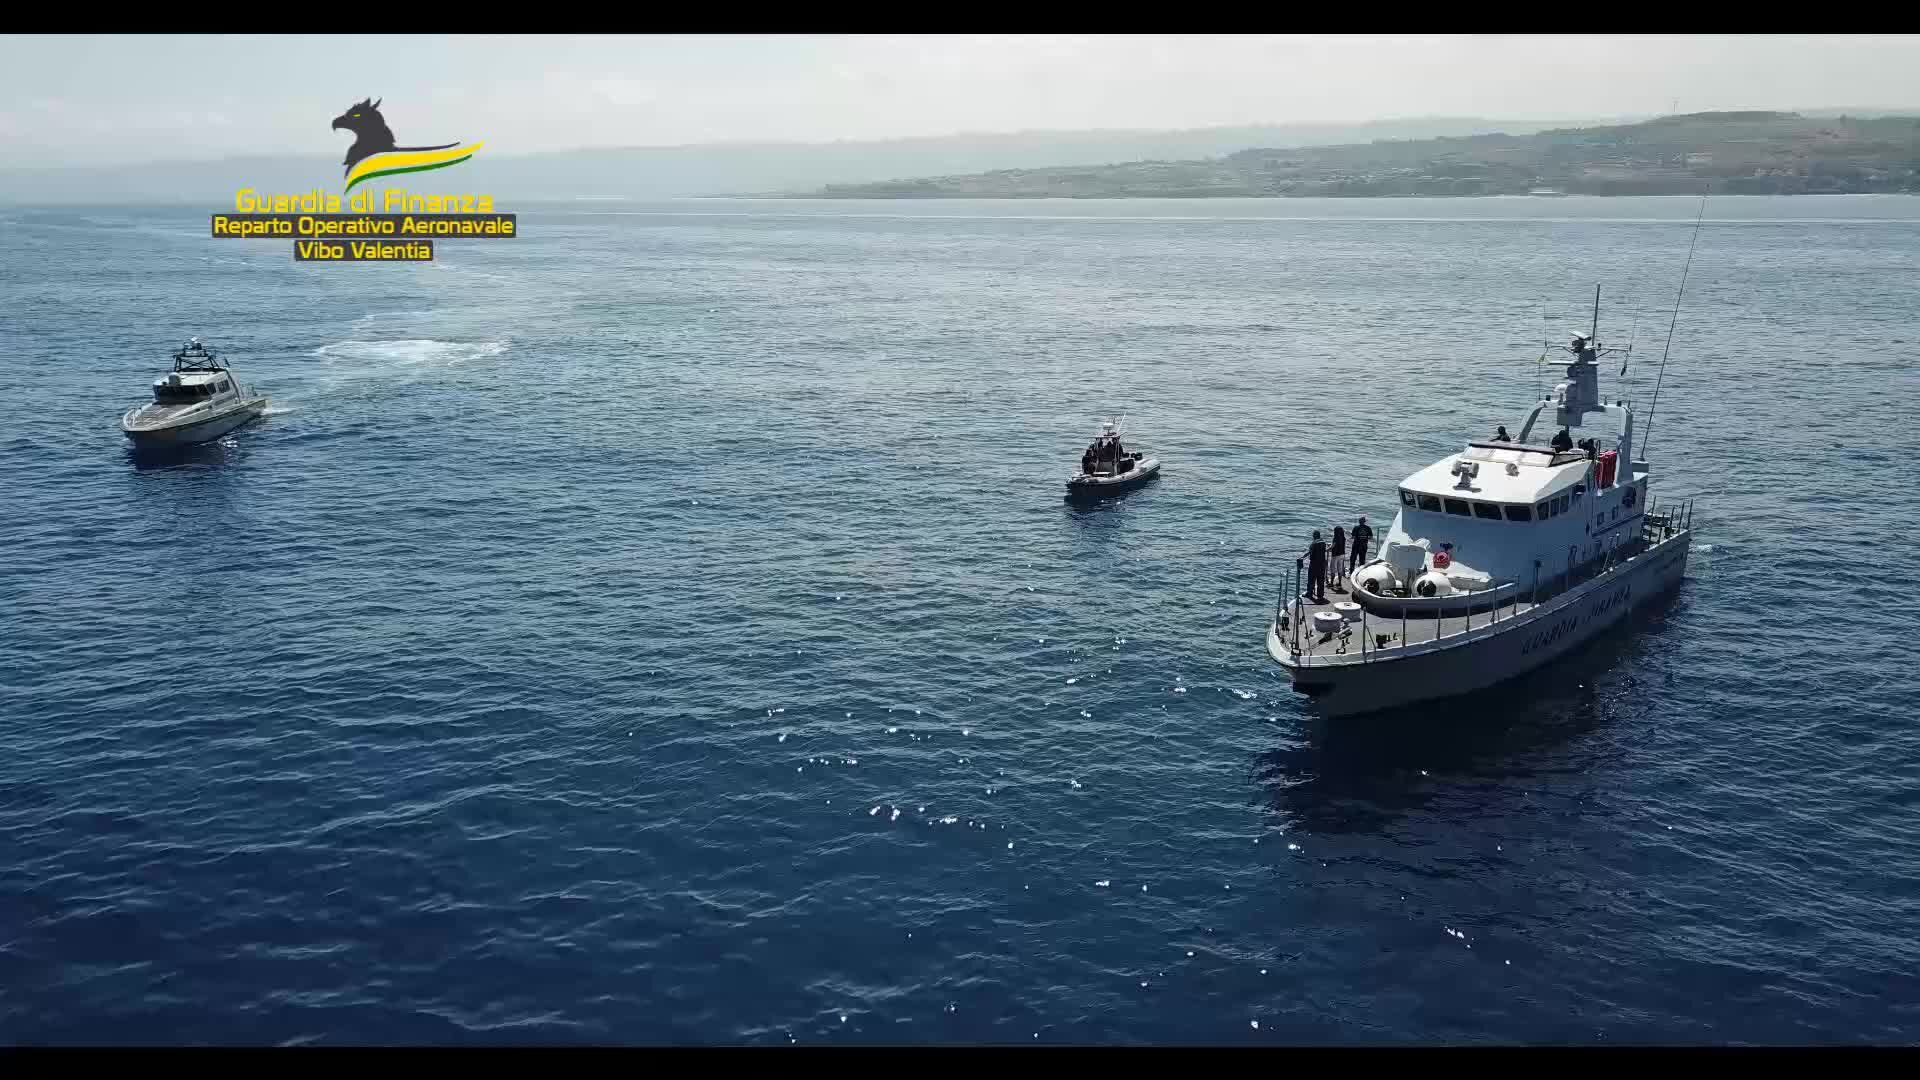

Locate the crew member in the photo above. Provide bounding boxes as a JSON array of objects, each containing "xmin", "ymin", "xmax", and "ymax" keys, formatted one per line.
[
  {"xmin": 1304, "ymin": 531, "xmax": 1329, "ymax": 604},
  {"xmin": 1350, "ymin": 515, "xmax": 1373, "ymax": 574}
]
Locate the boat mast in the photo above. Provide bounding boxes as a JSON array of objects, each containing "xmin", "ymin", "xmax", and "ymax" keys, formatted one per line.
[{"xmin": 1640, "ymin": 195, "xmax": 1708, "ymax": 462}]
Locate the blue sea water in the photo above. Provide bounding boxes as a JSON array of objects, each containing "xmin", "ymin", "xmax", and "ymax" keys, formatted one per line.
[{"xmin": 3, "ymin": 195, "xmax": 1919, "ymax": 1045}]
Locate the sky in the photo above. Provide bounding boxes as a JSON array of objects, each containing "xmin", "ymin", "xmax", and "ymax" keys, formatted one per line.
[{"xmin": 4, "ymin": 34, "xmax": 1920, "ymax": 166}]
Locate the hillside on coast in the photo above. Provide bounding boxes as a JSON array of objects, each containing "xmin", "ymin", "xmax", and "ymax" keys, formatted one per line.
[{"xmin": 797, "ymin": 112, "xmax": 1920, "ymax": 198}]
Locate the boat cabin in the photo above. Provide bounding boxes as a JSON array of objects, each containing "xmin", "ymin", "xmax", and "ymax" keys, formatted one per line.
[
  {"xmin": 1080, "ymin": 421, "xmax": 1141, "ymax": 477},
  {"xmin": 151, "ymin": 370, "xmax": 235, "ymax": 404},
  {"xmin": 1352, "ymin": 327, "xmax": 1651, "ymax": 611},
  {"xmin": 149, "ymin": 339, "xmax": 238, "ymax": 404}
]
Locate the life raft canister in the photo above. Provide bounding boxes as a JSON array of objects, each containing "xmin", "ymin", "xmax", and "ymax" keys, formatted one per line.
[{"xmin": 1433, "ymin": 550, "xmax": 1452, "ymax": 570}]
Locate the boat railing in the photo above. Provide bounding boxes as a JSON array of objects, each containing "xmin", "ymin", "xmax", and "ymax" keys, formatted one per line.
[
  {"xmin": 1283, "ymin": 578, "xmax": 1533, "ymax": 666},
  {"xmin": 1642, "ymin": 493, "xmax": 1695, "ymax": 543}
]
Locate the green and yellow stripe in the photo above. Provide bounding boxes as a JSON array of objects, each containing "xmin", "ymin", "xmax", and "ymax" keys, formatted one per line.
[{"xmin": 345, "ymin": 141, "xmax": 485, "ymax": 193}]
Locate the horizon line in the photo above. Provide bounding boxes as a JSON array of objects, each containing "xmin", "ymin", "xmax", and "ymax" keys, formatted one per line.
[{"xmin": 5, "ymin": 105, "xmax": 1917, "ymax": 175}]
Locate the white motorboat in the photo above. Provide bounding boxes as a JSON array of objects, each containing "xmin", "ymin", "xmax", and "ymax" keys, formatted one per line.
[
  {"xmin": 1266, "ymin": 287, "xmax": 1696, "ymax": 716},
  {"xmin": 1067, "ymin": 419, "xmax": 1161, "ymax": 500},
  {"xmin": 120, "ymin": 339, "xmax": 269, "ymax": 449}
]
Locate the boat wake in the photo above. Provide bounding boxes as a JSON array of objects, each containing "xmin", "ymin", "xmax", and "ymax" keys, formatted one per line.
[
  {"xmin": 311, "ymin": 338, "xmax": 509, "ymax": 367},
  {"xmin": 350, "ymin": 309, "xmax": 442, "ymax": 330}
]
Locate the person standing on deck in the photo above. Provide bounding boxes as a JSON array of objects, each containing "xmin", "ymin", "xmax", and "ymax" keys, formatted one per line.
[
  {"xmin": 1350, "ymin": 515, "xmax": 1373, "ymax": 574},
  {"xmin": 1330, "ymin": 525, "xmax": 1347, "ymax": 589},
  {"xmin": 1304, "ymin": 531, "xmax": 1329, "ymax": 604},
  {"xmin": 1494, "ymin": 425, "xmax": 1511, "ymax": 442}
]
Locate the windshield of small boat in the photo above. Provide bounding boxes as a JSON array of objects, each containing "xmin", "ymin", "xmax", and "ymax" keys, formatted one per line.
[{"xmin": 153, "ymin": 377, "xmax": 232, "ymax": 404}]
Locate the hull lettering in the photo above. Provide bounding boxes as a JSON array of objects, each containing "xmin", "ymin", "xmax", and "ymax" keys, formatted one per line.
[{"xmin": 1521, "ymin": 580, "xmax": 1632, "ymax": 656}]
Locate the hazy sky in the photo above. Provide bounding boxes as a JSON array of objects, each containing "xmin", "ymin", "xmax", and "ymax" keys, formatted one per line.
[{"xmin": 4, "ymin": 34, "xmax": 1919, "ymax": 165}]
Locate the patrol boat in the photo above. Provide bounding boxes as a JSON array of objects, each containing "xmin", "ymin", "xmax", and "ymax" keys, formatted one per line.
[
  {"xmin": 120, "ymin": 339, "xmax": 269, "ymax": 449},
  {"xmin": 1066, "ymin": 418, "xmax": 1161, "ymax": 500},
  {"xmin": 1265, "ymin": 288, "xmax": 1695, "ymax": 717}
]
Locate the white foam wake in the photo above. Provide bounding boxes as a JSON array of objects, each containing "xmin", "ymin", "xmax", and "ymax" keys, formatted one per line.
[
  {"xmin": 350, "ymin": 310, "xmax": 440, "ymax": 329},
  {"xmin": 311, "ymin": 338, "xmax": 509, "ymax": 366}
]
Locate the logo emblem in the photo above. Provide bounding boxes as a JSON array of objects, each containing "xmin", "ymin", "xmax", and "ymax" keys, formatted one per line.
[{"xmin": 330, "ymin": 97, "xmax": 484, "ymax": 193}]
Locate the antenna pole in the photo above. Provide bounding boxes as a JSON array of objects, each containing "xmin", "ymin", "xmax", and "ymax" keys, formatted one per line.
[
  {"xmin": 1591, "ymin": 283, "xmax": 1600, "ymax": 344},
  {"xmin": 1622, "ymin": 309, "xmax": 1640, "ymax": 378},
  {"xmin": 1641, "ymin": 195, "xmax": 1707, "ymax": 462},
  {"xmin": 1538, "ymin": 302, "xmax": 1548, "ymax": 402}
]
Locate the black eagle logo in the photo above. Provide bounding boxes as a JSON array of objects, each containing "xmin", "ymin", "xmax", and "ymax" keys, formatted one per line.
[{"xmin": 329, "ymin": 98, "xmax": 458, "ymax": 177}]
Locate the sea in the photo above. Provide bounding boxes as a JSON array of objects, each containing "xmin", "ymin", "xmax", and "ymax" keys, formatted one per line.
[{"xmin": 2, "ymin": 195, "xmax": 1918, "ymax": 1045}]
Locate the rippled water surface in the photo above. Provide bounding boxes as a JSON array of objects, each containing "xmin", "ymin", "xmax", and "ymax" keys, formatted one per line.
[{"xmin": 4, "ymin": 196, "xmax": 1919, "ymax": 1044}]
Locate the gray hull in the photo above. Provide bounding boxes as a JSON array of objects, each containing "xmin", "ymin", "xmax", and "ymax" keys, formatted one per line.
[
  {"xmin": 1269, "ymin": 532, "xmax": 1691, "ymax": 717},
  {"xmin": 123, "ymin": 399, "xmax": 267, "ymax": 448},
  {"xmin": 1066, "ymin": 458, "xmax": 1161, "ymax": 499}
]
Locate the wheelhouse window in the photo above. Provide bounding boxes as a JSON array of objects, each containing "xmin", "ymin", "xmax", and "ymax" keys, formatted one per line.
[
  {"xmin": 1418, "ymin": 494, "xmax": 1442, "ymax": 512},
  {"xmin": 1443, "ymin": 498, "xmax": 1472, "ymax": 517},
  {"xmin": 1473, "ymin": 502, "xmax": 1502, "ymax": 520},
  {"xmin": 1504, "ymin": 504, "xmax": 1533, "ymax": 522},
  {"xmin": 1555, "ymin": 494, "xmax": 1570, "ymax": 515},
  {"xmin": 1537, "ymin": 500, "xmax": 1551, "ymax": 519},
  {"xmin": 154, "ymin": 382, "xmax": 212, "ymax": 403},
  {"xmin": 1400, "ymin": 489, "xmax": 1417, "ymax": 507}
]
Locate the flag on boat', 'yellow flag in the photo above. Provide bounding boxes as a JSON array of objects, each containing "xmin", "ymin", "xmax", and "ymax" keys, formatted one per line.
[{"xmin": 345, "ymin": 142, "xmax": 485, "ymax": 193}]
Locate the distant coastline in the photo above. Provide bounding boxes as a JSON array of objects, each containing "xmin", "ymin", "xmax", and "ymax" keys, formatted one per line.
[
  {"xmin": 756, "ymin": 190, "xmax": 1920, "ymax": 201},
  {"xmin": 786, "ymin": 112, "xmax": 1920, "ymax": 200}
]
